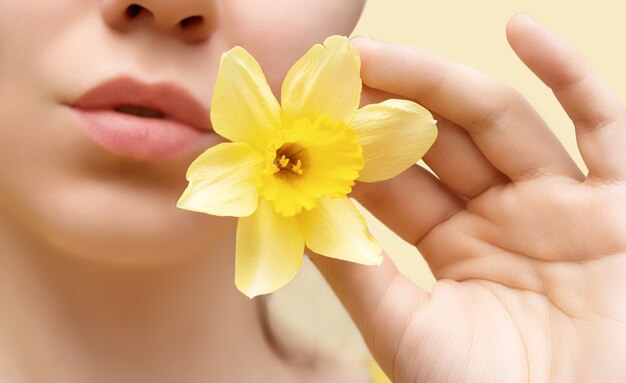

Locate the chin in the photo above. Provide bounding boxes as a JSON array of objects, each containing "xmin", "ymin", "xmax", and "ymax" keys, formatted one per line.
[{"xmin": 14, "ymin": 176, "xmax": 236, "ymax": 267}]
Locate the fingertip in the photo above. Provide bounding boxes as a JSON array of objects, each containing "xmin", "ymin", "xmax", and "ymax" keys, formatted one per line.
[
  {"xmin": 508, "ymin": 11, "xmax": 538, "ymax": 26},
  {"xmin": 349, "ymin": 35, "xmax": 387, "ymax": 45},
  {"xmin": 506, "ymin": 12, "xmax": 540, "ymax": 46},
  {"xmin": 348, "ymin": 35, "xmax": 372, "ymax": 48},
  {"xmin": 505, "ymin": 12, "xmax": 562, "ymax": 71},
  {"xmin": 347, "ymin": 36, "xmax": 375, "ymax": 62},
  {"xmin": 349, "ymin": 35, "xmax": 389, "ymax": 59},
  {"xmin": 348, "ymin": 35, "xmax": 370, "ymax": 43}
]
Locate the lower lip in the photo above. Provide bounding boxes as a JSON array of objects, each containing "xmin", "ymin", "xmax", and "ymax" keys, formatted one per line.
[{"xmin": 71, "ymin": 109, "xmax": 207, "ymax": 160}]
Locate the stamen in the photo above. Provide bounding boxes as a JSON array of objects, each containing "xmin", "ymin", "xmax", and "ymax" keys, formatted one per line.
[
  {"xmin": 291, "ymin": 160, "xmax": 303, "ymax": 175},
  {"xmin": 278, "ymin": 155, "xmax": 290, "ymax": 168}
]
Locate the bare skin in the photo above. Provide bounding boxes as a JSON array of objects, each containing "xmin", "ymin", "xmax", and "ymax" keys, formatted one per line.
[{"xmin": 313, "ymin": 13, "xmax": 626, "ymax": 383}]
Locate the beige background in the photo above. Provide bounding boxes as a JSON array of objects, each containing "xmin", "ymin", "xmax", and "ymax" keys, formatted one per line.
[{"xmin": 270, "ymin": 0, "xmax": 626, "ymax": 360}]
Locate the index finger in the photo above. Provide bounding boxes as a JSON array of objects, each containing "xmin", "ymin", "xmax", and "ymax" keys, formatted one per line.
[{"xmin": 351, "ymin": 37, "xmax": 582, "ymax": 182}]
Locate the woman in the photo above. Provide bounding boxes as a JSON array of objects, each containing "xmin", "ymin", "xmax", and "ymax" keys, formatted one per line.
[{"xmin": 0, "ymin": 0, "xmax": 624, "ymax": 381}]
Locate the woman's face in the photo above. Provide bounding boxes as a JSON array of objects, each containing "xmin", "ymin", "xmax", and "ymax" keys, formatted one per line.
[{"xmin": 0, "ymin": 0, "xmax": 365, "ymax": 264}]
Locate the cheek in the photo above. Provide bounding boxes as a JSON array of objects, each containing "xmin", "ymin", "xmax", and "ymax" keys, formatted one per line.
[
  {"xmin": 218, "ymin": 0, "xmax": 364, "ymax": 91},
  {"xmin": 0, "ymin": 0, "xmax": 93, "ymax": 161}
]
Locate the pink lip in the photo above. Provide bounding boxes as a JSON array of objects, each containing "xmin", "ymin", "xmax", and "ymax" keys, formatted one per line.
[{"xmin": 70, "ymin": 77, "xmax": 211, "ymax": 160}]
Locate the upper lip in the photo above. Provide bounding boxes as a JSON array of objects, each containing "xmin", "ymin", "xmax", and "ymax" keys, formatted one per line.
[{"xmin": 71, "ymin": 76, "xmax": 211, "ymax": 131}]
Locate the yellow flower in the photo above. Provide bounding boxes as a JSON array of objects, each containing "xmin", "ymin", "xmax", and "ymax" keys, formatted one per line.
[{"xmin": 177, "ymin": 36, "xmax": 437, "ymax": 298}]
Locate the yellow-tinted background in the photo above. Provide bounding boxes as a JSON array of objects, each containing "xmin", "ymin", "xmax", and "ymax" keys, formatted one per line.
[{"xmin": 270, "ymin": 0, "xmax": 626, "ymax": 362}]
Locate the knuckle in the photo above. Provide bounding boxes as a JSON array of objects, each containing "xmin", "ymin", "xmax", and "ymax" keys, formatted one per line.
[
  {"xmin": 351, "ymin": 179, "xmax": 392, "ymax": 208},
  {"xmin": 548, "ymin": 50, "xmax": 588, "ymax": 91},
  {"xmin": 468, "ymin": 83, "xmax": 522, "ymax": 133}
]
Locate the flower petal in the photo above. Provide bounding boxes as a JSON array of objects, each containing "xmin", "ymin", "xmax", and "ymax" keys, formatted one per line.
[
  {"xmin": 281, "ymin": 35, "xmax": 361, "ymax": 128},
  {"xmin": 235, "ymin": 200, "xmax": 305, "ymax": 298},
  {"xmin": 177, "ymin": 142, "xmax": 263, "ymax": 217},
  {"xmin": 211, "ymin": 46, "xmax": 282, "ymax": 152},
  {"xmin": 300, "ymin": 196, "xmax": 382, "ymax": 265},
  {"xmin": 352, "ymin": 99, "xmax": 438, "ymax": 182}
]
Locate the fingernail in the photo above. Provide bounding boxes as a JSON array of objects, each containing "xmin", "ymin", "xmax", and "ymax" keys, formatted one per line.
[{"xmin": 349, "ymin": 35, "xmax": 387, "ymax": 44}]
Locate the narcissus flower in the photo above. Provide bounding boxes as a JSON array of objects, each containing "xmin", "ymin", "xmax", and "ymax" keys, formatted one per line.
[{"xmin": 177, "ymin": 36, "xmax": 437, "ymax": 298}]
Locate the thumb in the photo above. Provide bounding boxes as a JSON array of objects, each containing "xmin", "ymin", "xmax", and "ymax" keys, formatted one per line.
[{"xmin": 309, "ymin": 251, "xmax": 430, "ymax": 379}]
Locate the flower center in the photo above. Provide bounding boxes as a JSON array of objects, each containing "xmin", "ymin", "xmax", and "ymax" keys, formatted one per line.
[
  {"xmin": 273, "ymin": 143, "xmax": 308, "ymax": 176},
  {"xmin": 258, "ymin": 115, "xmax": 364, "ymax": 217}
]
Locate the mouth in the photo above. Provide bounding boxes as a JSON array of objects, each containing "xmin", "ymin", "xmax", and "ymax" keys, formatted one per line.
[
  {"xmin": 68, "ymin": 76, "xmax": 213, "ymax": 160},
  {"xmin": 113, "ymin": 104, "xmax": 166, "ymax": 119},
  {"xmin": 71, "ymin": 76, "xmax": 211, "ymax": 131}
]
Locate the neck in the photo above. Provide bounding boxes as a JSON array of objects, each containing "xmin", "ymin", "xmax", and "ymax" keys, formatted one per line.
[{"xmin": 0, "ymin": 216, "xmax": 285, "ymax": 383}]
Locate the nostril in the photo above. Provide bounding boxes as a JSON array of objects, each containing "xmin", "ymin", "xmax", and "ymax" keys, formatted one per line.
[
  {"xmin": 125, "ymin": 4, "xmax": 144, "ymax": 19},
  {"xmin": 105, "ymin": 3, "xmax": 212, "ymax": 41},
  {"xmin": 179, "ymin": 15, "xmax": 204, "ymax": 29}
]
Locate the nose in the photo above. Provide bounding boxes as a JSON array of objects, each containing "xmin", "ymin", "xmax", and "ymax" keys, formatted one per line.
[{"xmin": 101, "ymin": 0, "xmax": 217, "ymax": 43}]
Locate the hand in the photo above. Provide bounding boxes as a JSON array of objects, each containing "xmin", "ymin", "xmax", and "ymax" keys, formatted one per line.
[{"xmin": 311, "ymin": 13, "xmax": 626, "ymax": 382}]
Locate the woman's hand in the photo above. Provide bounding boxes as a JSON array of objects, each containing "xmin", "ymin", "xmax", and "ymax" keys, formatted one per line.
[{"xmin": 312, "ymin": 13, "xmax": 626, "ymax": 382}]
